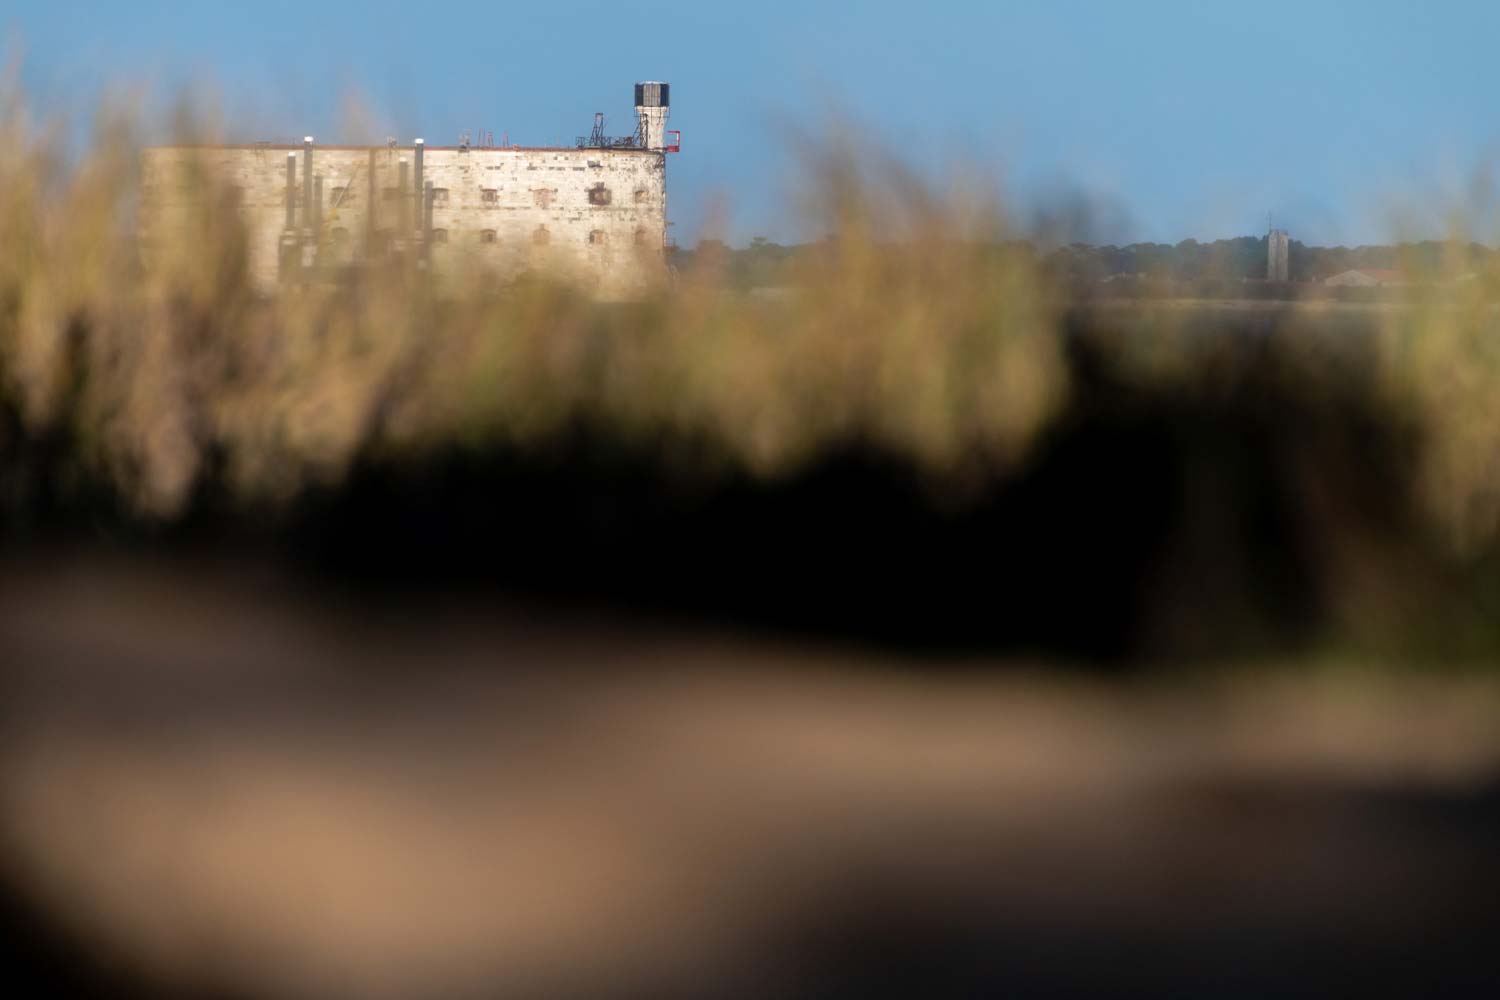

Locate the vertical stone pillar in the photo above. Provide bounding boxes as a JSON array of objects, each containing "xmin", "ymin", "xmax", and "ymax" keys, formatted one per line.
[
  {"xmin": 423, "ymin": 180, "xmax": 435, "ymax": 263},
  {"xmin": 413, "ymin": 138, "xmax": 424, "ymax": 231},
  {"xmin": 302, "ymin": 137, "xmax": 314, "ymax": 234},
  {"xmin": 398, "ymin": 159, "xmax": 410, "ymax": 234},
  {"xmin": 284, "ymin": 152, "xmax": 296, "ymax": 229},
  {"xmin": 366, "ymin": 148, "xmax": 378, "ymax": 248}
]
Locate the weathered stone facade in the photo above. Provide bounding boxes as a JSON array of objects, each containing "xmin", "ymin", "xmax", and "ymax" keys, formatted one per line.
[{"xmin": 142, "ymin": 85, "xmax": 674, "ymax": 298}]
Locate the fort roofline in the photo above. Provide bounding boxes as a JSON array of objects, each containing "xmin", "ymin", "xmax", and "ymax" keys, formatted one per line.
[
  {"xmin": 139, "ymin": 81, "xmax": 674, "ymax": 295},
  {"xmin": 148, "ymin": 143, "xmax": 661, "ymax": 154}
]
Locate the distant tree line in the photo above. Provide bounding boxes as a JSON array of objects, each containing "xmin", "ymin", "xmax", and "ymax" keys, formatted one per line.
[
  {"xmin": 1044, "ymin": 236, "xmax": 1494, "ymax": 284},
  {"xmin": 674, "ymin": 235, "xmax": 1500, "ymax": 297}
]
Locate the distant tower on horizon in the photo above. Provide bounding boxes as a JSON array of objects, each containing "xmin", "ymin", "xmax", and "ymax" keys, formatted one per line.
[{"xmin": 1267, "ymin": 227, "xmax": 1290, "ymax": 282}]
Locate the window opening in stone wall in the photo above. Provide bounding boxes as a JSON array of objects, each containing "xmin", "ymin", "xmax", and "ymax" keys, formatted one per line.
[
  {"xmin": 589, "ymin": 230, "xmax": 607, "ymax": 245},
  {"xmin": 479, "ymin": 229, "xmax": 497, "ymax": 244},
  {"xmin": 533, "ymin": 225, "xmax": 550, "ymax": 245},
  {"xmin": 431, "ymin": 229, "xmax": 448, "ymax": 244},
  {"xmin": 432, "ymin": 188, "xmax": 450, "ymax": 205},
  {"xmin": 634, "ymin": 188, "xmax": 649, "ymax": 204},
  {"xmin": 532, "ymin": 188, "xmax": 557, "ymax": 208},
  {"xmin": 587, "ymin": 183, "xmax": 612, "ymax": 206},
  {"xmin": 481, "ymin": 188, "xmax": 498, "ymax": 204}
]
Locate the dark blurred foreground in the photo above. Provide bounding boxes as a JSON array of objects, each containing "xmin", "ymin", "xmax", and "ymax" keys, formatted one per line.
[
  {"xmin": 6, "ymin": 303, "xmax": 1500, "ymax": 996},
  {"xmin": 13, "ymin": 302, "xmax": 1485, "ymax": 663},
  {"xmin": 9, "ymin": 104, "xmax": 1500, "ymax": 994},
  {"xmin": 3, "ymin": 557, "xmax": 1500, "ymax": 998}
]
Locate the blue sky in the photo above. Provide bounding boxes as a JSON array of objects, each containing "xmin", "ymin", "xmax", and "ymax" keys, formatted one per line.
[{"xmin": 8, "ymin": 1, "xmax": 1500, "ymax": 246}]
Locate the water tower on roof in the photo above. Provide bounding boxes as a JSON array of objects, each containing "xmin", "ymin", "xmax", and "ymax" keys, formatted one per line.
[{"xmin": 635, "ymin": 81, "xmax": 675, "ymax": 151}]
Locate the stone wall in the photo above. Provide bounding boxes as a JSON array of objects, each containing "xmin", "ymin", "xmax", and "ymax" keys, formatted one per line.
[{"xmin": 140, "ymin": 144, "xmax": 669, "ymax": 296}]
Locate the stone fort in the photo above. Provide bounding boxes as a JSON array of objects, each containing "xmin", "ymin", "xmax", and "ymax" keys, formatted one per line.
[{"xmin": 141, "ymin": 81, "xmax": 677, "ymax": 296}]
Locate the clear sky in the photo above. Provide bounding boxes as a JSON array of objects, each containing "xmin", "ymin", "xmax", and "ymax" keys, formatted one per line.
[{"xmin": 8, "ymin": 1, "xmax": 1500, "ymax": 247}]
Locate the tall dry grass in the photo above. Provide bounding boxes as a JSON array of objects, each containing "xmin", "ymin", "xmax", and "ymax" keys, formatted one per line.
[
  {"xmin": 8, "ymin": 80, "xmax": 1500, "ymax": 587},
  {"xmin": 1371, "ymin": 234, "xmax": 1500, "ymax": 558},
  {"xmin": 0, "ymin": 86, "xmax": 1065, "ymax": 519}
]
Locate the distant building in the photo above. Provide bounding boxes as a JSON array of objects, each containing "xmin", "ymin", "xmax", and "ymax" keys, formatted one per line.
[
  {"xmin": 1267, "ymin": 229, "xmax": 1290, "ymax": 282},
  {"xmin": 140, "ymin": 81, "xmax": 679, "ymax": 296},
  {"xmin": 1324, "ymin": 268, "xmax": 1404, "ymax": 288}
]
